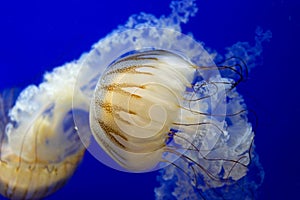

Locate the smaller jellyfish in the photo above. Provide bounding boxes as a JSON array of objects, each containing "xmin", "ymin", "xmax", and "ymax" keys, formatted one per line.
[{"xmin": 0, "ymin": 63, "xmax": 85, "ymax": 199}]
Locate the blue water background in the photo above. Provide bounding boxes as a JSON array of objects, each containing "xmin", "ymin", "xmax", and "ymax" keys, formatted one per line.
[{"xmin": 0, "ymin": 0, "xmax": 299, "ymax": 199}]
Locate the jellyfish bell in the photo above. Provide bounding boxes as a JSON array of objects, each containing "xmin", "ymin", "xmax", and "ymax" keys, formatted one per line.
[
  {"xmin": 0, "ymin": 71, "xmax": 85, "ymax": 199},
  {"xmin": 73, "ymin": 28, "xmax": 228, "ymax": 172},
  {"xmin": 90, "ymin": 49, "xmax": 200, "ymax": 171}
]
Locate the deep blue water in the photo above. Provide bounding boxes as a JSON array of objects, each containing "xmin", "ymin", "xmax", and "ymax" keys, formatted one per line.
[{"xmin": 0, "ymin": 0, "xmax": 299, "ymax": 199}]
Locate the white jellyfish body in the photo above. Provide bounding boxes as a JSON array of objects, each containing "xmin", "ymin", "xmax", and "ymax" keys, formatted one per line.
[
  {"xmin": 0, "ymin": 63, "xmax": 85, "ymax": 199},
  {"xmin": 90, "ymin": 50, "xmax": 198, "ymax": 171}
]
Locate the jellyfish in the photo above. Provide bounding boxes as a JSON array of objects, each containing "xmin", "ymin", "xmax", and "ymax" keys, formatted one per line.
[
  {"xmin": 72, "ymin": 25, "xmax": 270, "ymax": 199},
  {"xmin": 0, "ymin": 63, "xmax": 85, "ymax": 199},
  {"xmin": 70, "ymin": 0, "xmax": 270, "ymax": 199},
  {"xmin": 0, "ymin": 0, "xmax": 271, "ymax": 199}
]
